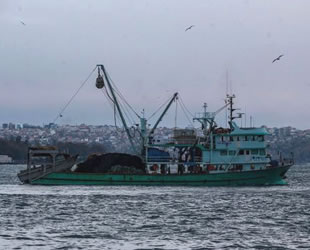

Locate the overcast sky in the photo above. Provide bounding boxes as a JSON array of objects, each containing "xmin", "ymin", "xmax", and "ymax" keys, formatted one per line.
[{"xmin": 1, "ymin": 0, "xmax": 310, "ymax": 129}]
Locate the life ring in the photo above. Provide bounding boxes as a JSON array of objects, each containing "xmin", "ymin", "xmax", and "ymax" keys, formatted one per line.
[
  {"xmin": 152, "ymin": 164, "xmax": 159, "ymax": 171},
  {"xmin": 207, "ymin": 164, "xmax": 216, "ymax": 171}
]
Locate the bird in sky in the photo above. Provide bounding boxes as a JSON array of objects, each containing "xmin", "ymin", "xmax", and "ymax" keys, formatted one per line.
[
  {"xmin": 20, "ymin": 20, "xmax": 26, "ymax": 26},
  {"xmin": 272, "ymin": 54, "xmax": 284, "ymax": 63},
  {"xmin": 185, "ymin": 25, "xmax": 195, "ymax": 32}
]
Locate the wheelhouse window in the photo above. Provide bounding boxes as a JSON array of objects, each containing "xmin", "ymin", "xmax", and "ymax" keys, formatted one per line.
[
  {"xmin": 220, "ymin": 150, "xmax": 227, "ymax": 156},
  {"xmin": 238, "ymin": 150, "xmax": 244, "ymax": 155},
  {"xmin": 251, "ymin": 149, "xmax": 259, "ymax": 155},
  {"xmin": 258, "ymin": 135, "xmax": 264, "ymax": 142},
  {"xmin": 229, "ymin": 150, "xmax": 236, "ymax": 155},
  {"xmin": 259, "ymin": 149, "xmax": 266, "ymax": 155}
]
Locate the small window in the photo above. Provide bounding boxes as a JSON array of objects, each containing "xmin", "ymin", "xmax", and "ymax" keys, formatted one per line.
[
  {"xmin": 229, "ymin": 150, "xmax": 236, "ymax": 155},
  {"xmin": 246, "ymin": 150, "xmax": 250, "ymax": 155},
  {"xmin": 220, "ymin": 150, "xmax": 227, "ymax": 156},
  {"xmin": 236, "ymin": 136, "xmax": 240, "ymax": 141},
  {"xmin": 259, "ymin": 149, "xmax": 265, "ymax": 155},
  {"xmin": 251, "ymin": 149, "xmax": 258, "ymax": 155},
  {"xmin": 239, "ymin": 150, "xmax": 244, "ymax": 155},
  {"xmin": 230, "ymin": 136, "xmax": 233, "ymax": 142},
  {"xmin": 236, "ymin": 164, "xmax": 243, "ymax": 170},
  {"xmin": 245, "ymin": 136, "xmax": 248, "ymax": 141}
]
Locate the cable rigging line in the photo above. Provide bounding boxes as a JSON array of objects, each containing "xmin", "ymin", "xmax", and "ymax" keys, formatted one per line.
[
  {"xmin": 103, "ymin": 70, "xmax": 140, "ymax": 137},
  {"xmin": 174, "ymin": 97, "xmax": 178, "ymax": 128},
  {"xmin": 102, "ymin": 86, "xmax": 134, "ymax": 135},
  {"xmin": 147, "ymin": 94, "xmax": 173, "ymax": 121},
  {"xmin": 53, "ymin": 66, "xmax": 97, "ymax": 123},
  {"xmin": 105, "ymin": 70, "xmax": 141, "ymax": 119},
  {"xmin": 99, "ymin": 70, "xmax": 135, "ymax": 132},
  {"xmin": 178, "ymin": 99, "xmax": 195, "ymax": 128},
  {"xmin": 179, "ymin": 96, "xmax": 195, "ymax": 118},
  {"xmin": 116, "ymin": 94, "xmax": 136, "ymax": 126},
  {"xmin": 101, "ymin": 90, "xmax": 120, "ymax": 129},
  {"xmin": 102, "ymin": 86, "xmax": 121, "ymax": 128},
  {"xmin": 117, "ymin": 97, "xmax": 136, "ymax": 130}
]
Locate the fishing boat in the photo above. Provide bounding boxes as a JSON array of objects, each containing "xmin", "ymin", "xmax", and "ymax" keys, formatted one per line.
[{"xmin": 18, "ymin": 64, "xmax": 293, "ymax": 186}]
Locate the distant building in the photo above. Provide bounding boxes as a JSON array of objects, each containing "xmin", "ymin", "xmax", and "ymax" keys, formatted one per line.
[
  {"xmin": 23, "ymin": 123, "xmax": 41, "ymax": 129},
  {"xmin": 8, "ymin": 123, "xmax": 16, "ymax": 130},
  {"xmin": 0, "ymin": 155, "xmax": 12, "ymax": 164},
  {"xmin": 2, "ymin": 123, "xmax": 8, "ymax": 129},
  {"xmin": 44, "ymin": 123, "xmax": 57, "ymax": 129},
  {"xmin": 23, "ymin": 123, "xmax": 31, "ymax": 128}
]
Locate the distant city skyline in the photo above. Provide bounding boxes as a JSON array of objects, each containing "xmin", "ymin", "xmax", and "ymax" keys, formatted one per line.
[{"xmin": 1, "ymin": 0, "xmax": 310, "ymax": 129}]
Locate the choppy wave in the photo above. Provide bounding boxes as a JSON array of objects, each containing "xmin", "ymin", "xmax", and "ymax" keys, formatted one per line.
[{"xmin": 0, "ymin": 164, "xmax": 309, "ymax": 249}]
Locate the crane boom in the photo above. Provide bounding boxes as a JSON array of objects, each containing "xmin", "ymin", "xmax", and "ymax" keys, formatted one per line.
[
  {"xmin": 97, "ymin": 64, "xmax": 138, "ymax": 154},
  {"xmin": 148, "ymin": 92, "xmax": 178, "ymax": 137}
]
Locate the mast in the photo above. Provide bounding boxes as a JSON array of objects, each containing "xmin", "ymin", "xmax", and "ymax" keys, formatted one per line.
[
  {"xmin": 140, "ymin": 113, "xmax": 147, "ymax": 156},
  {"xmin": 96, "ymin": 64, "xmax": 138, "ymax": 154},
  {"xmin": 227, "ymin": 94, "xmax": 236, "ymax": 124}
]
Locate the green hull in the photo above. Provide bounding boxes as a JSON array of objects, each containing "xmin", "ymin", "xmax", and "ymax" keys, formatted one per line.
[{"xmin": 30, "ymin": 165, "xmax": 291, "ymax": 186}]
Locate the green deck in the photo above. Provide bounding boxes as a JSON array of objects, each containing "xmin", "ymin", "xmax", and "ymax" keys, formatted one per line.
[{"xmin": 30, "ymin": 165, "xmax": 291, "ymax": 186}]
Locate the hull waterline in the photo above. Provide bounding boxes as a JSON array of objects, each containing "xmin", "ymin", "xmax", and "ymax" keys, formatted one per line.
[{"xmin": 29, "ymin": 165, "xmax": 291, "ymax": 186}]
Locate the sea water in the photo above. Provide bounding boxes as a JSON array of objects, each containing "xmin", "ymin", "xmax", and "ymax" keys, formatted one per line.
[{"xmin": 0, "ymin": 164, "xmax": 309, "ymax": 250}]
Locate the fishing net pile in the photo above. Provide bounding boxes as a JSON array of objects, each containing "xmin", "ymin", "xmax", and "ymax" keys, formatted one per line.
[{"xmin": 74, "ymin": 153, "xmax": 146, "ymax": 174}]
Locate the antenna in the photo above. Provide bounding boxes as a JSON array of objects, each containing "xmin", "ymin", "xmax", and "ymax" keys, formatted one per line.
[
  {"xmin": 227, "ymin": 94, "xmax": 237, "ymax": 124},
  {"xmin": 244, "ymin": 106, "xmax": 247, "ymax": 128},
  {"xmin": 225, "ymin": 70, "xmax": 228, "ymax": 128},
  {"xmin": 237, "ymin": 112, "xmax": 245, "ymax": 127},
  {"xmin": 226, "ymin": 70, "xmax": 229, "ymax": 95}
]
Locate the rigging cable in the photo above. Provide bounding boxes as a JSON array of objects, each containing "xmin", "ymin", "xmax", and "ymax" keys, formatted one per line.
[
  {"xmin": 115, "ymin": 94, "xmax": 136, "ymax": 126},
  {"xmin": 102, "ymin": 85, "xmax": 134, "ymax": 135},
  {"xmin": 103, "ymin": 84, "xmax": 115, "ymax": 104},
  {"xmin": 103, "ymin": 70, "xmax": 140, "ymax": 134},
  {"xmin": 147, "ymin": 94, "xmax": 173, "ymax": 121},
  {"xmin": 102, "ymin": 85, "xmax": 119, "ymax": 128},
  {"xmin": 178, "ymin": 98, "xmax": 195, "ymax": 128},
  {"xmin": 100, "ymin": 70, "xmax": 135, "ymax": 131},
  {"xmin": 174, "ymin": 96, "xmax": 178, "ymax": 128},
  {"xmin": 179, "ymin": 96, "xmax": 195, "ymax": 118},
  {"xmin": 53, "ymin": 66, "xmax": 97, "ymax": 123},
  {"xmin": 105, "ymin": 70, "xmax": 141, "ymax": 119},
  {"xmin": 101, "ymin": 89, "xmax": 123, "ymax": 130}
]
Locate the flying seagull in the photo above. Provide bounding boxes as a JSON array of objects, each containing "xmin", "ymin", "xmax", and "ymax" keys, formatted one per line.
[
  {"xmin": 20, "ymin": 20, "xmax": 26, "ymax": 26},
  {"xmin": 272, "ymin": 54, "xmax": 284, "ymax": 63},
  {"xmin": 185, "ymin": 25, "xmax": 195, "ymax": 32}
]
